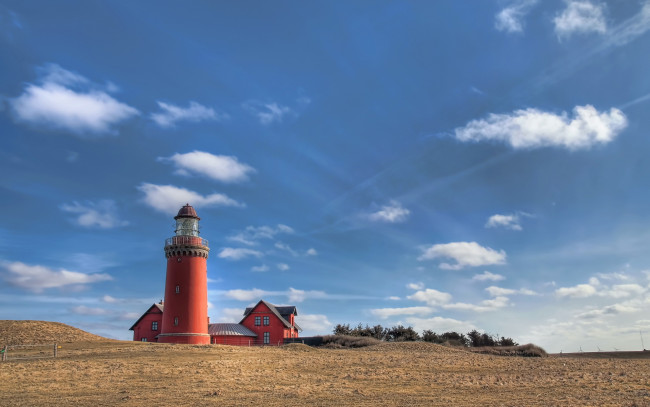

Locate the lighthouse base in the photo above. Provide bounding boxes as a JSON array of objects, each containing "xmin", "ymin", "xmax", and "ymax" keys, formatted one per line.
[{"xmin": 158, "ymin": 333, "xmax": 211, "ymax": 344}]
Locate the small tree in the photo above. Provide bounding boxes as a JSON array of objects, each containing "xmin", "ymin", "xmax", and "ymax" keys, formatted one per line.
[
  {"xmin": 387, "ymin": 325, "xmax": 420, "ymax": 342},
  {"xmin": 333, "ymin": 323, "xmax": 352, "ymax": 336}
]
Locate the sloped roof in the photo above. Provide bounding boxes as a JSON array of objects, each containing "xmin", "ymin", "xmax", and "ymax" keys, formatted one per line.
[
  {"xmin": 208, "ymin": 323, "xmax": 257, "ymax": 337},
  {"xmin": 129, "ymin": 302, "xmax": 164, "ymax": 331},
  {"xmin": 241, "ymin": 300, "xmax": 301, "ymax": 331}
]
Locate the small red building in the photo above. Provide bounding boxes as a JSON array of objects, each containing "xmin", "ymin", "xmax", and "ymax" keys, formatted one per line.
[
  {"xmin": 238, "ymin": 300, "xmax": 301, "ymax": 345},
  {"xmin": 129, "ymin": 302, "xmax": 164, "ymax": 342}
]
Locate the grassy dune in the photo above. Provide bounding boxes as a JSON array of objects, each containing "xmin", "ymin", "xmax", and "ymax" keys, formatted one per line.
[{"xmin": 1, "ymin": 321, "xmax": 649, "ymax": 406}]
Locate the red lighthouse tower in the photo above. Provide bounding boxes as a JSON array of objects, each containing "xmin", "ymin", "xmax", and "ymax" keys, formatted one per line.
[{"xmin": 158, "ymin": 204, "xmax": 210, "ymax": 344}]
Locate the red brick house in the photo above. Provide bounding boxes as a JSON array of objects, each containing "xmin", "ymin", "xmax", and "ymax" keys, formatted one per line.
[
  {"xmin": 238, "ymin": 300, "xmax": 301, "ymax": 345},
  {"xmin": 131, "ymin": 299, "xmax": 301, "ymax": 345},
  {"xmin": 129, "ymin": 302, "xmax": 164, "ymax": 342}
]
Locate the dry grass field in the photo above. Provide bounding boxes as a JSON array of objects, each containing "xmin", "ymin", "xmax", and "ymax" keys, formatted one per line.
[{"xmin": 1, "ymin": 321, "xmax": 649, "ymax": 406}]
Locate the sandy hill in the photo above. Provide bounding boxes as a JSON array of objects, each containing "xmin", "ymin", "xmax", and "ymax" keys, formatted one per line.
[{"xmin": 0, "ymin": 320, "xmax": 107, "ymax": 346}]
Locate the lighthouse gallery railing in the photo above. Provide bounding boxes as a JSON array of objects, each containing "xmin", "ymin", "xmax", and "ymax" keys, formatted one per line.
[{"xmin": 165, "ymin": 236, "xmax": 209, "ymax": 247}]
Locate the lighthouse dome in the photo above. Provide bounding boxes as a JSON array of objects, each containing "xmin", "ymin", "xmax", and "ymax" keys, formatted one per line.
[{"xmin": 174, "ymin": 203, "xmax": 200, "ymax": 220}]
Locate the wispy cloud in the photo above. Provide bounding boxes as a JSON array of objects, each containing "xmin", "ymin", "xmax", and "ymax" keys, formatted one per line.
[
  {"xmin": 251, "ymin": 264, "xmax": 269, "ymax": 272},
  {"xmin": 150, "ymin": 101, "xmax": 227, "ymax": 128},
  {"xmin": 158, "ymin": 151, "xmax": 256, "ymax": 183},
  {"xmin": 295, "ymin": 314, "xmax": 332, "ymax": 333},
  {"xmin": 277, "ymin": 263, "xmax": 290, "ymax": 271},
  {"xmin": 485, "ymin": 212, "xmax": 532, "ymax": 231},
  {"xmin": 554, "ymin": 0, "xmax": 607, "ymax": 39},
  {"xmin": 495, "ymin": 0, "xmax": 538, "ymax": 33},
  {"xmin": 243, "ymin": 101, "xmax": 293, "ymax": 125},
  {"xmin": 0, "ymin": 260, "xmax": 112, "ymax": 293},
  {"xmin": 217, "ymin": 248, "xmax": 264, "ymax": 261},
  {"xmin": 370, "ymin": 306, "xmax": 433, "ymax": 319},
  {"xmin": 10, "ymin": 64, "xmax": 138, "ymax": 136},
  {"xmin": 137, "ymin": 183, "xmax": 243, "ymax": 215},
  {"xmin": 60, "ymin": 200, "xmax": 128, "ymax": 229},
  {"xmin": 418, "ymin": 242, "xmax": 506, "ymax": 270},
  {"xmin": 455, "ymin": 105, "xmax": 627, "ymax": 150},
  {"xmin": 227, "ymin": 224, "xmax": 294, "ymax": 246},
  {"xmin": 367, "ymin": 201, "xmax": 410, "ymax": 223},
  {"xmin": 472, "ymin": 271, "xmax": 505, "ymax": 282}
]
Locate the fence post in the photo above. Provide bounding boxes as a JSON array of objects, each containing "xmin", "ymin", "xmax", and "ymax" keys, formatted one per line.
[
  {"xmin": 2, "ymin": 345, "xmax": 6, "ymax": 362},
  {"xmin": 54, "ymin": 343, "xmax": 58, "ymax": 358}
]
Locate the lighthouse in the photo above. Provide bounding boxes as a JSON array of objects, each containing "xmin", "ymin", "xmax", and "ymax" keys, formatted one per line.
[{"xmin": 158, "ymin": 204, "xmax": 211, "ymax": 344}]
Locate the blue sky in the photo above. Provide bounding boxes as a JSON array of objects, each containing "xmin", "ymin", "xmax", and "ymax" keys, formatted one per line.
[{"xmin": 1, "ymin": 0, "xmax": 650, "ymax": 353}]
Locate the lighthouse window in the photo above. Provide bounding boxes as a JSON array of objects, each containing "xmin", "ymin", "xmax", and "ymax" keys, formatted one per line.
[
  {"xmin": 175, "ymin": 285, "xmax": 180, "ymax": 294},
  {"xmin": 263, "ymin": 332, "xmax": 270, "ymax": 344},
  {"xmin": 263, "ymin": 316, "xmax": 270, "ymax": 326},
  {"xmin": 254, "ymin": 316, "xmax": 261, "ymax": 326},
  {"xmin": 151, "ymin": 321, "xmax": 158, "ymax": 331},
  {"xmin": 174, "ymin": 317, "xmax": 179, "ymax": 326}
]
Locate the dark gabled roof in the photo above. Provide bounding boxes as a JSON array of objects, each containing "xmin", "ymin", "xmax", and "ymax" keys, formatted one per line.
[
  {"xmin": 208, "ymin": 323, "xmax": 257, "ymax": 337},
  {"xmin": 241, "ymin": 300, "xmax": 301, "ymax": 331},
  {"xmin": 129, "ymin": 303, "xmax": 164, "ymax": 331}
]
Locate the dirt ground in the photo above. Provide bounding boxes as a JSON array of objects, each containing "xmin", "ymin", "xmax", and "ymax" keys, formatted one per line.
[{"xmin": 1, "ymin": 340, "xmax": 649, "ymax": 406}]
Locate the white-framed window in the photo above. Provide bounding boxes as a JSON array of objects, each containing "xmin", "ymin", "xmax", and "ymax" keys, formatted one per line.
[
  {"xmin": 175, "ymin": 285, "xmax": 180, "ymax": 294},
  {"xmin": 263, "ymin": 316, "xmax": 270, "ymax": 326},
  {"xmin": 152, "ymin": 321, "xmax": 158, "ymax": 331},
  {"xmin": 141, "ymin": 338, "xmax": 147, "ymax": 342},
  {"xmin": 254, "ymin": 316, "xmax": 261, "ymax": 326},
  {"xmin": 174, "ymin": 317, "xmax": 179, "ymax": 326},
  {"xmin": 263, "ymin": 332, "xmax": 270, "ymax": 344}
]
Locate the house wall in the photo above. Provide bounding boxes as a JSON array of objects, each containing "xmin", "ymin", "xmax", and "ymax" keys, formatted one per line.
[
  {"xmin": 132, "ymin": 308, "xmax": 163, "ymax": 342},
  {"xmin": 240, "ymin": 303, "xmax": 291, "ymax": 345},
  {"xmin": 211, "ymin": 335, "xmax": 257, "ymax": 346}
]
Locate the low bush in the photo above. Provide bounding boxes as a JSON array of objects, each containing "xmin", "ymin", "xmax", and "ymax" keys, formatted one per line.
[
  {"xmin": 320, "ymin": 335, "xmax": 381, "ymax": 348},
  {"xmin": 467, "ymin": 343, "xmax": 548, "ymax": 358}
]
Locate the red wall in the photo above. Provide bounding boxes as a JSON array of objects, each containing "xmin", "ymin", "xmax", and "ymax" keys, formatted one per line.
[
  {"xmin": 211, "ymin": 335, "xmax": 257, "ymax": 346},
  {"xmin": 132, "ymin": 307, "xmax": 163, "ymax": 342},
  {"xmin": 159, "ymin": 254, "xmax": 210, "ymax": 344},
  {"xmin": 240, "ymin": 303, "xmax": 296, "ymax": 346}
]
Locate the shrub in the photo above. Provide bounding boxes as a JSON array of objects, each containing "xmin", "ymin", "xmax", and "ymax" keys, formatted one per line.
[
  {"xmin": 320, "ymin": 335, "xmax": 381, "ymax": 348},
  {"xmin": 468, "ymin": 343, "xmax": 548, "ymax": 357}
]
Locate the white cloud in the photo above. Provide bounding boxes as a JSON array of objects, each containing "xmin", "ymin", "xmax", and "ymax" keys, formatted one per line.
[
  {"xmin": 243, "ymin": 101, "xmax": 293, "ymax": 125},
  {"xmin": 554, "ymin": 0, "xmax": 607, "ymax": 39},
  {"xmin": 407, "ymin": 282, "xmax": 425, "ymax": 290},
  {"xmin": 158, "ymin": 151, "xmax": 255, "ymax": 183},
  {"xmin": 306, "ymin": 248, "xmax": 318, "ymax": 256},
  {"xmin": 370, "ymin": 306, "xmax": 433, "ymax": 319},
  {"xmin": 150, "ymin": 101, "xmax": 226, "ymax": 128},
  {"xmin": 137, "ymin": 183, "xmax": 243, "ymax": 215},
  {"xmin": 407, "ymin": 288, "xmax": 452, "ymax": 307},
  {"xmin": 1, "ymin": 260, "xmax": 112, "ymax": 293},
  {"xmin": 251, "ymin": 264, "xmax": 269, "ymax": 272},
  {"xmin": 472, "ymin": 271, "xmax": 505, "ymax": 282},
  {"xmin": 602, "ymin": 284, "xmax": 645, "ymax": 298},
  {"xmin": 275, "ymin": 242, "xmax": 299, "ymax": 257},
  {"xmin": 215, "ymin": 307, "xmax": 245, "ymax": 322},
  {"xmin": 228, "ymin": 224, "xmax": 294, "ymax": 246},
  {"xmin": 444, "ymin": 296, "xmax": 511, "ymax": 313},
  {"xmin": 577, "ymin": 303, "xmax": 640, "ymax": 319},
  {"xmin": 485, "ymin": 213, "xmax": 523, "ymax": 231},
  {"xmin": 277, "ymin": 263, "xmax": 290, "ymax": 271},
  {"xmin": 485, "ymin": 286, "xmax": 537, "ymax": 297},
  {"xmin": 418, "ymin": 241, "xmax": 506, "ymax": 270},
  {"xmin": 70, "ymin": 305, "xmax": 110, "ymax": 316},
  {"xmin": 485, "ymin": 286, "xmax": 515, "ymax": 296},
  {"xmin": 495, "ymin": 0, "xmax": 538, "ymax": 33},
  {"xmin": 60, "ymin": 200, "xmax": 128, "ymax": 229},
  {"xmin": 556, "ymin": 283, "xmax": 598, "ymax": 298},
  {"xmin": 10, "ymin": 64, "xmax": 138, "ymax": 135},
  {"xmin": 223, "ymin": 288, "xmax": 272, "ymax": 301},
  {"xmin": 387, "ymin": 296, "xmax": 401, "ymax": 301},
  {"xmin": 454, "ymin": 105, "xmax": 627, "ymax": 150},
  {"xmin": 295, "ymin": 314, "xmax": 332, "ymax": 333},
  {"xmin": 217, "ymin": 248, "xmax": 264, "ymax": 261},
  {"xmin": 367, "ymin": 201, "xmax": 410, "ymax": 223}
]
